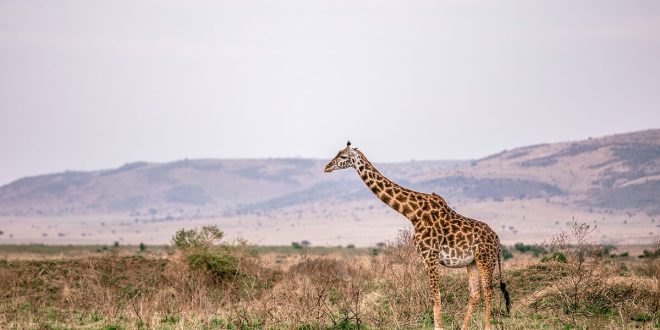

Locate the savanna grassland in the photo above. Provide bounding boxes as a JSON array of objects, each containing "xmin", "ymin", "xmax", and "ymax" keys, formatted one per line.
[{"xmin": 0, "ymin": 225, "xmax": 658, "ymax": 330}]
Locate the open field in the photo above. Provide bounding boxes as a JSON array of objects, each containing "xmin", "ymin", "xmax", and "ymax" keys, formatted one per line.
[
  {"xmin": 1, "ymin": 228, "xmax": 658, "ymax": 330},
  {"xmin": 0, "ymin": 243, "xmax": 655, "ymax": 263},
  {"xmin": 1, "ymin": 198, "xmax": 657, "ymax": 248}
]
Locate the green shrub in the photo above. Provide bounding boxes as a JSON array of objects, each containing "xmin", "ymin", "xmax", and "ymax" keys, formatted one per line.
[
  {"xmin": 631, "ymin": 313, "xmax": 653, "ymax": 322},
  {"xmin": 501, "ymin": 245, "xmax": 513, "ymax": 260},
  {"xmin": 335, "ymin": 319, "xmax": 361, "ymax": 330},
  {"xmin": 541, "ymin": 251, "xmax": 567, "ymax": 263},
  {"xmin": 187, "ymin": 247, "xmax": 239, "ymax": 280},
  {"xmin": 514, "ymin": 242, "xmax": 530, "ymax": 253},
  {"xmin": 172, "ymin": 226, "xmax": 241, "ymax": 281},
  {"xmin": 600, "ymin": 244, "xmax": 616, "ymax": 256},
  {"xmin": 514, "ymin": 242, "xmax": 546, "ymax": 257},
  {"xmin": 103, "ymin": 326, "xmax": 125, "ymax": 330},
  {"xmin": 583, "ymin": 295, "xmax": 614, "ymax": 317},
  {"xmin": 161, "ymin": 315, "xmax": 180, "ymax": 324},
  {"xmin": 638, "ymin": 247, "xmax": 660, "ymax": 259},
  {"xmin": 172, "ymin": 226, "xmax": 224, "ymax": 251}
]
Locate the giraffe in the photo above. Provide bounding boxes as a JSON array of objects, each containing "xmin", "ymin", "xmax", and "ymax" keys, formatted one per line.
[{"xmin": 324, "ymin": 141, "xmax": 510, "ymax": 330}]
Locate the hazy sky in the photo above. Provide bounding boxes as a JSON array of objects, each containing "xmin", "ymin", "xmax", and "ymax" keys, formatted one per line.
[{"xmin": 1, "ymin": 0, "xmax": 659, "ymax": 185}]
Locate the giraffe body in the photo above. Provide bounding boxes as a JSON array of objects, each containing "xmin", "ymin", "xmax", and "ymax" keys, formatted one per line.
[{"xmin": 325, "ymin": 142, "xmax": 510, "ymax": 330}]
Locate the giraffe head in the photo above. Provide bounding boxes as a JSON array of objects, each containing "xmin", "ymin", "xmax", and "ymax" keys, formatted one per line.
[{"xmin": 324, "ymin": 141, "xmax": 358, "ymax": 173}]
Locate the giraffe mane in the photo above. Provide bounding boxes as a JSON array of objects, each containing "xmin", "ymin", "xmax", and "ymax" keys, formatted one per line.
[
  {"xmin": 356, "ymin": 149, "xmax": 449, "ymax": 206},
  {"xmin": 354, "ymin": 149, "xmax": 375, "ymax": 168}
]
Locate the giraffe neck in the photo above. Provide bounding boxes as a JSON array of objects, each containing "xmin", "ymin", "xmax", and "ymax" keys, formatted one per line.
[{"xmin": 353, "ymin": 150, "xmax": 417, "ymax": 221}]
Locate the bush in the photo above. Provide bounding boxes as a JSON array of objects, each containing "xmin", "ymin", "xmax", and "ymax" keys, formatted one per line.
[
  {"xmin": 541, "ymin": 251, "xmax": 567, "ymax": 263},
  {"xmin": 187, "ymin": 247, "xmax": 239, "ymax": 280},
  {"xmin": 172, "ymin": 226, "xmax": 241, "ymax": 282},
  {"xmin": 514, "ymin": 242, "xmax": 546, "ymax": 257},
  {"xmin": 172, "ymin": 225, "xmax": 224, "ymax": 251},
  {"xmin": 501, "ymin": 245, "xmax": 514, "ymax": 260},
  {"xmin": 638, "ymin": 247, "xmax": 660, "ymax": 259},
  {"xmin": 600, "ymin": 244, "xmax": 616, "ymax": 257},
  {"xmin": 543, "ymin": 220, "xmax": 616, "ymax": 318}
]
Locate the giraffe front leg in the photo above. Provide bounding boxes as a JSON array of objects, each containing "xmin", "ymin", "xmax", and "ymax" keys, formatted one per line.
[
  {"xmin": 461, "ymin": 264, "xmax": 481, "ymax": 330},
  {"xmin": 425, "ymin": 264, "xmax": 443, "ymax": 330}
]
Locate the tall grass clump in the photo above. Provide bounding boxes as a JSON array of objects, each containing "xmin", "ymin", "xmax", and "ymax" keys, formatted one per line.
[
  {"xmin": 372, "ymin": 228, "xmax": 432, "ymax": 328},
  {"xmin": 528, "ymin": 221, "xmax": 659, "ymax": 327},
  {"xmin": 171, "ymin": 225, "xmax": 278, "ymax": 304},
  {"xmin": 634, "ymin": 240, "xmax": 659, "ymax": 317}
]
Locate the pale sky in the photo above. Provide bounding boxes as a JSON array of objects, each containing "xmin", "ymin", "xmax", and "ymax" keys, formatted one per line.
[{"xmin": 1, "ymin": 0, "xmax": 659, "ymax": 185}]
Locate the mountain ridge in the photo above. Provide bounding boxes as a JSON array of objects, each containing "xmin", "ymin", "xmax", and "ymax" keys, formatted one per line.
[{"xmin": 1, "ymin": 129, "xmax": 659, "ymax": 217}]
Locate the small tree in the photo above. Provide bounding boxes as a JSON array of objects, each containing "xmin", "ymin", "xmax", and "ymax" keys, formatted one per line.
[
  {"xmin": 172, "ymin": 226, "xmax": 239, "ymax": 281},
  {"xmin": 172, "ymin": 225, "xmax": 224, "ymax": 251},
  {"xmin": 546, "ymin": 220, "xmax": 613, "ymax": 318}
]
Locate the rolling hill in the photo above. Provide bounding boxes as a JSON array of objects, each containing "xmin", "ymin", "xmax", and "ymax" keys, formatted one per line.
[
  {"xmin": 0, "ymin": 129, "xmax": 658, "ymax": 245},
  {"xmin": 411, "ymin": 129, "xmax": 660, "ymax": 214},
  {"xmin": 1, "ymin": 129, "xmax": 658, "ymax": 217}
]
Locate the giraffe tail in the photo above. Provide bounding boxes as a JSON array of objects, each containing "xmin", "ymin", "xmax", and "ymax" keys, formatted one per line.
[{"xmin": 498, "ymin": 249, "xmax": 511, "ymax": 316}]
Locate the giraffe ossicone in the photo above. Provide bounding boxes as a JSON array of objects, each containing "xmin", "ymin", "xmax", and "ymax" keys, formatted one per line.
[{"xmin": 325, "ymin": 142, "xmax": 511, "ymax": 330}]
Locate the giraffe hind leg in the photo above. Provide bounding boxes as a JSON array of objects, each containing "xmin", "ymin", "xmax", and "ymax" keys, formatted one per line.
[
  {"xmin": 461, "ymin": 263, "xmax": 480, "ymax": 330},
  {"xmin": 479, "ymin": 259, "xmax": 495, "ymax": 330}
]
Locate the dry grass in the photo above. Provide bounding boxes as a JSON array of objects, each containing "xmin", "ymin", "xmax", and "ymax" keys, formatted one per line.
[{"xmin": 0, "ymin": 230, "xmax": 658, "ymax": 330}]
